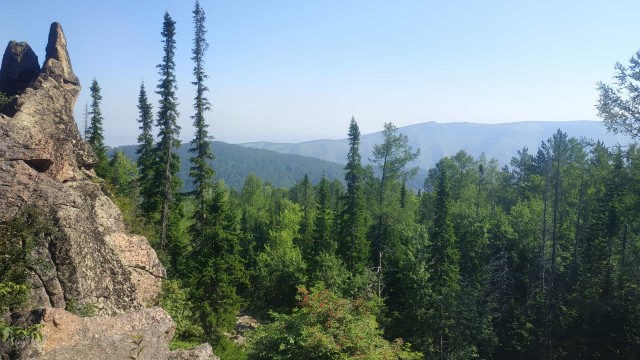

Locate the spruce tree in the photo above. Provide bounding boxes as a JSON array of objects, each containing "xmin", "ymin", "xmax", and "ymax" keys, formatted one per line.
[
  {"xmin": 136, "ymin": 82, "xmax": 155, "ymax": 216},
  {"xmin": 427, "ymin": 159, "xmax": 460, "ymax": 357},
  {"xmin": 190, "ymin": 183, "xmax": 246, "ymax": 340},
  {"xmin": 154, "ymin": 12, "xmax": 181, "ymax": 250},
  {"xmin": 311, "ymin": 174, "xmax": 335, "ymax": 258},
  {"xmin": 88, "ymin": 78, "xmax": 109, "ymax": 178},
  {"xmin": 337, "ymin": 117, "xmax": 369, "ymax": 273},
  {"xmin": 189, "ymin": 0, "xmax": 215, "ymax": 239},
  {"xmin": 429, "ymin": 160, "xmax": 460, "ymax": 294},
  {"xmin": 297, "ymin": 174, "xmax": 315, "ymax": 259}
]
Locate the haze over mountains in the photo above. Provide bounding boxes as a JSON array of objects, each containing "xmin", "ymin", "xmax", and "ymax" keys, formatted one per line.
[
  {"xmin": 113, "ymin": 121, "xmax": 634, "ymax": 191},
  {"xmin": 241, "ymin": 120, "xmax": 633, "ymax": 169}
]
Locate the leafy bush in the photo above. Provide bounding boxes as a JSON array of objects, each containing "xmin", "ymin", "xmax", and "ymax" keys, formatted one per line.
[
  {"xmin": 0, "ymin": 92, "xmax": 11, "ymax": 110},
  {"xmin": 254, "ymin": 200, "xmax": 307, "ymax": 312},
  {"xmin": 247, "ymin": 286, "xmax": 422, "ymax": 359},
  {"xmin": 160, "ymin": 279, "xmax": 205, "ymax": 350},
  {"xmin": 65, "ymin": 298, "xmax": 97, "ymax": 317},
  {"xmin": 213, "ymin": 337, "xmax": 248, "ymax": 360},
  {"xmin": 0, "ymin": 209, "xmax": 51, "ymax": 344}
]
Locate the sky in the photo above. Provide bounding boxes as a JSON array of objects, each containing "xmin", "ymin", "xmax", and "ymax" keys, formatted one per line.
[{"xmin": 1, "ymin": 0, "xmax": 640, "ymax": 145}]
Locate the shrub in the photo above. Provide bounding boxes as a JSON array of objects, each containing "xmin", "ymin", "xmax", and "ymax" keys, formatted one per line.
[
  {"xmin": 0, "ymin": 209, "xmax": 51, "ymax": 344},
  {"xmin": 247, "ymin": 286, "xmax": 422, "ymax": 359}
]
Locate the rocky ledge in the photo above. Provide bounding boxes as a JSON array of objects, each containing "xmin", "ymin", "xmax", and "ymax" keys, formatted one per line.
[{"xmin": 0, "ymin": 23, "xmax": 215, "ymax": 359}]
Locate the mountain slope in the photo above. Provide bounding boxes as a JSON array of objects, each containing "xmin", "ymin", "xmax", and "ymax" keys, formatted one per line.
[
  {"xmin": 113, "ymin": 141, "xmax": 346, "ymax": 190},
  {"xmin": 241, "ymin": 120, "xmax": 634, "ymax": 169}
]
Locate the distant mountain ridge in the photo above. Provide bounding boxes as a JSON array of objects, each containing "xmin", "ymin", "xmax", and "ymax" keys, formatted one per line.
[
  {"xmin": 111, "ymin": 121, "xmax": 634, "ymax": 192},
  {"xmin": 241, "ymin": 120, "xmax": 634, "ymax": 169}
]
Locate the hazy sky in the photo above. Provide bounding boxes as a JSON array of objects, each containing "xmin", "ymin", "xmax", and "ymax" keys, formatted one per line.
[{"xmin": 1, "ymin": 0, "xmax": 639, "ymax": 145}]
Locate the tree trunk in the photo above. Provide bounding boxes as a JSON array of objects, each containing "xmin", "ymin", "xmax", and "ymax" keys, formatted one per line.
[{"xmin": 160, "ymin": 144, "xmax": 172, "ymax": 250}]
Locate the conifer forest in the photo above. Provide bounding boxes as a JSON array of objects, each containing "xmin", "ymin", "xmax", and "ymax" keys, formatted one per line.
[{"xmin": 4, "ymin": 2, "xmax": 640, "ymax": 360}]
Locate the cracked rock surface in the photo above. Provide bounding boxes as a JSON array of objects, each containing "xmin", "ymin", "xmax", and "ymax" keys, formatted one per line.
[
  {"xmin": 0, "ymin": 22, "xmax": 164, "ymax": 316},
  {"xmin": 0, "ymin": 22, "xmax": 214, "ymax": 360}
]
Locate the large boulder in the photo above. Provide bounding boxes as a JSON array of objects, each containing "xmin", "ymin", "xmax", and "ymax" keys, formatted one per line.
[
  {"xmin": 3, "ymin": 307, "xmax": 216, "ymax": 360},
  {"xmin": 0, "ymin": 41, "xmax": 40, "ymax": 96}
]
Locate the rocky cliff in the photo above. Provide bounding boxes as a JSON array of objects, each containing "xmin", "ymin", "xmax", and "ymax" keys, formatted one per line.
[{"xmin": 0, "ymin": 23, "xmax": 215, "ymax": 360}]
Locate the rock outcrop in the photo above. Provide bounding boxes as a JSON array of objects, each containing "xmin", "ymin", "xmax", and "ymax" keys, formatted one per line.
[
  {"xmin": 0, "ymin": 41, "xmax": 39, "ymax": 96},
  {"xmin": 0, "ymin": 23, "xmax": 214, "ymax": 359},
  {"xmin": 8, "ymin": 307, "xmax": 175, "ymax": 360}
]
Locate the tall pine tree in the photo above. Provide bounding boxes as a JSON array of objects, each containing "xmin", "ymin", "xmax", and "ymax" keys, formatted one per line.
[
  {"xmin": 154, "ymin": 12, "xmax": 181, "ymax": 250},
  {"xmin": 311, "ymin": 174, "xmax": 335, "ymax": 260},
  {"xmin": 337, "ymin": 117, "xmax": 369, "ymax": 273},
  {"xmin": 136, "ymin": 82, "xmax": 156, "ymax": 216},
  {"xmin": 427, "ymin": 159, "xmax": 461, "ymax": 357},
  {"xmin": 190, "ymin": 183, "xmax": 247, "ymax": 341},
  {"xmin": 189, "ymin": 0, "xmax": 214, "ymax": 235},
  {"xmin": 88, "ymin": 78, "xmax": 109, "ymax": 178}
]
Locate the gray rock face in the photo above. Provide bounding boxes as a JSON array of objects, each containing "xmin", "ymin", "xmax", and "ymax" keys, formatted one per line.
[
  {"xmin": 43, "ymin": 22, "xmax": 78, "ymax": 85},
  {"xmin": 0, "ymin": 22, "xmax": 162, "ymax": 316},
  {"xmin": 0, "ymin": 23, "xmax": 217, "ymax": 360},
  {"xmin": 0, "ymin": 41, "xmax": 40, "ymax": 96},
  {"xmin": 169, "ymin": 344, "xmax": 220, "ymax": 360}
]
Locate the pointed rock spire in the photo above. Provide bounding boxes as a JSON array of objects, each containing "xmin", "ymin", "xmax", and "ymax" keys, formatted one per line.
[{"xmin": 43, "ymin": 22, "xmax": 79, "ymax": 84}]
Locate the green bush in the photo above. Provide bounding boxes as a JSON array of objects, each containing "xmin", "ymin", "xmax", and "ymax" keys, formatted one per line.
[
  {"xmin": 160, "ymin": 279, "xmax": 205, "ymax": 350},
  {"xmin": 0, "ymin": 92, "xmax": 11, "ymax": 110},
  {"xmin": 247, "ymin": 286, "xmax": 422, "ymax": 359},
  {"xmin": 0, "ymin": 209, "xmax": 51, "ymax": 344},
  {"xmin": 65, "ymin": 298, "xmax": 97, "ymax": 317}
]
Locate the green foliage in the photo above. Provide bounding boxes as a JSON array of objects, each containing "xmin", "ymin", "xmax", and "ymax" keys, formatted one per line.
[
  {"xmin": 247, "ymin": 286, "xmax": 422, "ymax": 359},
  {"xmin": 111, "ymin": 193, "xmax": 157, "ymax": 245},
  {"xmin": 214, "ymin": 337, "xmax": 248, "ymax": 360},
  {"xmin": 109, "ymin": 150, "xmax": 139, "ymax": 198},
  {"xmin": 309, "ymin": 175, "xmax": 335, "ymax": 264},
  {"xmin": 136, "ymin": 82, "xmax": 156, "ymax": 216},
  {"xmin": 154, "ymin": 11, "xmax": 182, "ymax": 250},
  {"xmin": 337, "ymin": 118, "xmax": 370, "ymax": 275},
  {"xmin": 0, "ymin": 300, "xmax": 42, "ymax": 344},
  {"xmin": 254, "ymin": 199, "xmax": 307, "ymax": 311},
  {"xmin": 117, "ymin": 74, "xmax": 640, "ymax": 358},
  {"xmin": 597, "ymin": 50, "xmax": 640, "ymax": 139},
  {"xmin": 189, "ymin": 0, "xmax": 215, "ymax": 228},
  {"xmin": 88, "ymin": 78, "xmax": 110, "ymax": 179},
  {"xmin": 160, "ymin": 279, "xmax": 205, "ymax": 348},
  {"xmin": 190, "ymin": 183, "xmax": 247, "ymax": 340},
  {"xmin": 428, "ymin": 159, "xmax": 460, "ymax": 294},
  {"xmin": 372, "ymin": 122, "xmax": 420, "ymax": 184},
  {"xmin": 371, "ymin": 122, "xmax": 420, "ymax": 274},
  {"xmin": 0, "ymin": 91, "xmax": 12, "ymax": 110},
  {"xmin": 65, "ymin": 298, "xmax": 97, "ymax": 317},
  {"xmin": 0, "ymin": 208, "xmax": 52, "ymax": 299},
  {"xmin": 0, "ymin": 282, "xmax": 28, "ymax": 314},
  {"xmin": 0, "ymin": 209, "xmax": 51, "ymax": 345},
  {"xmin": 308, "ymin": 253, "xmax": 350, "ymax": 295},
  {"xmin": 114, "ymin": 141, "xmax": 347, "ymax": 190}
]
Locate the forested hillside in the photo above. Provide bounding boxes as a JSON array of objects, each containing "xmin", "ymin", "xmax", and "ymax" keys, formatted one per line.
[{"xmin": 112, "ymin": 141, "xmax": 346, "ymax": 189}]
